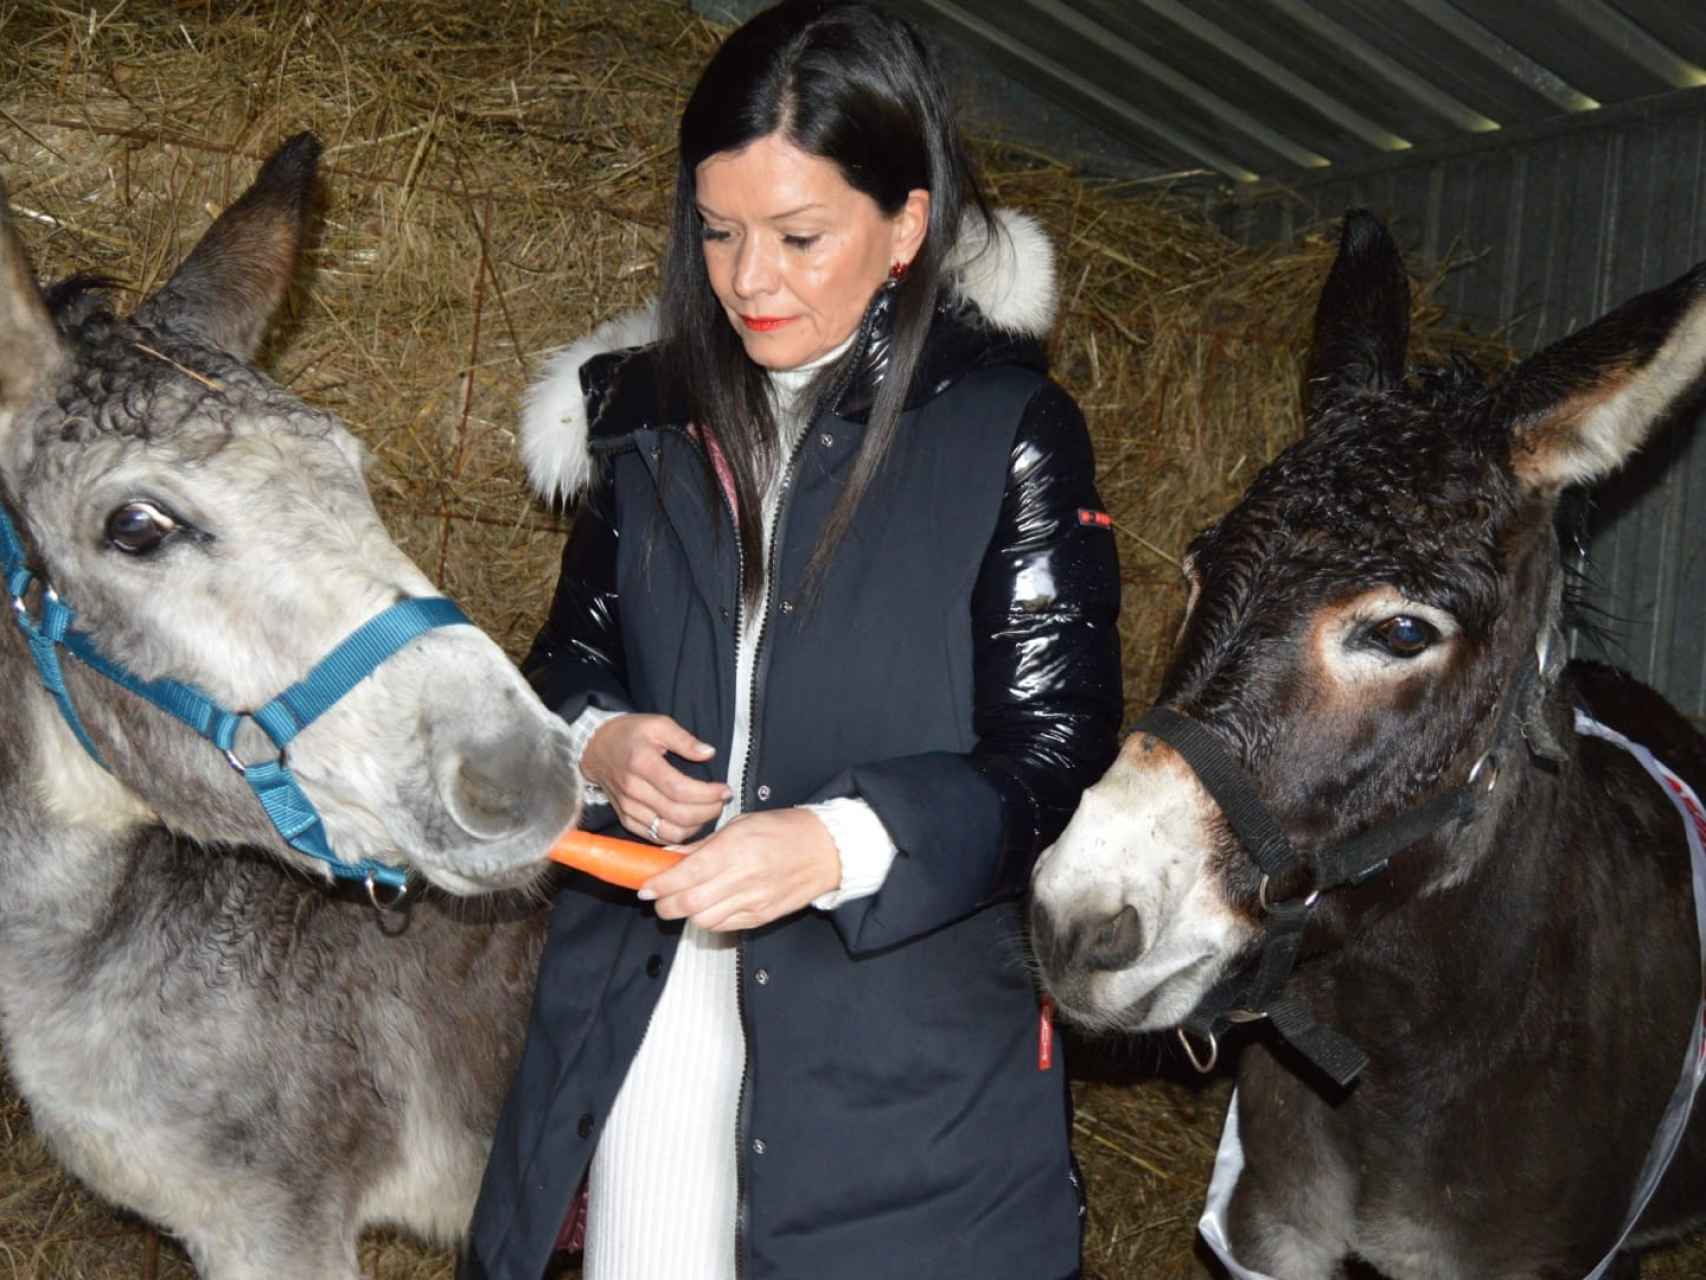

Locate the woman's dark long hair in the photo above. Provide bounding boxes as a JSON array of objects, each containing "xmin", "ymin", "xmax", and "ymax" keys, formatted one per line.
[{"xmin": 658, "ymin": 0, "xmax": 995, "ymax": 603}]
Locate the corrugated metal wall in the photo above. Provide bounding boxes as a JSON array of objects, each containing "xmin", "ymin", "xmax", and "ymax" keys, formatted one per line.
[{"xmin": 1220, "ymin": 92, "xmax": 1706, "ymax": 718}]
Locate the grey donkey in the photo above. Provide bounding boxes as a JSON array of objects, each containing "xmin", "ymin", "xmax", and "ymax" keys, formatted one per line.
[{"xmin": 0, "ymin": 134, "xmax": 575, "ymax": 1277}]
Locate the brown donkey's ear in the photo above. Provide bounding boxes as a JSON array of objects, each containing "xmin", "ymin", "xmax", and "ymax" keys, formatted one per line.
[
  {"xmin": 0, "ymin": 178, "xmax": 66, "ymax": 432},
  {"xmin": 1304, "ymin": 210, "xmax": 1411, "ymax": 421},
  {"xmin": 1495, "ymin": 262, "xmax": 1706, "ymax": 494},
  {"xmin": 134, "ymin": 132, "xmax": 321, "ymax": 359}
]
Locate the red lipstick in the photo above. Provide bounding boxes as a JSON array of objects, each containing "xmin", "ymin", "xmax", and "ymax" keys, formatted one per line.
[{"xmin": 741, "ymin": 315, "xmax": 794, "ymax": 332}]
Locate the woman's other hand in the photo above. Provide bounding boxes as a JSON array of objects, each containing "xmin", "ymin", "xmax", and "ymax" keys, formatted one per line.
[
  {"xmin": 642, "ymin": 809, "xmax": 842, "ymax": 931},
  {"xmin": 581, "ymin": 714, "xmax": 732, "ymax": 844}
]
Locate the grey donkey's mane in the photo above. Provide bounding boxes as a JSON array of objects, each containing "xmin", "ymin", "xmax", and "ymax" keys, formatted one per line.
[{"xmin": 34, "ymin": 277, "xmax": 324, "ymax": 452}]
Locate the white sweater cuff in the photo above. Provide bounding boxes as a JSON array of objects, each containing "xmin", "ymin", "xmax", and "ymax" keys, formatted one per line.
[
  {"xmin": 806, "ymin": 797, "xmax": 898, "ymax": 910},
  {"xmin": 568, "ymin": 706, "xmax": 625, "ymax": 808}
]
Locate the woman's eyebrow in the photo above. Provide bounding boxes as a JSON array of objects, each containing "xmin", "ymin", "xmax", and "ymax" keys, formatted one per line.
[{"xmin": 695, "ymin": 201, "xmax": 828, "ymax": 222}]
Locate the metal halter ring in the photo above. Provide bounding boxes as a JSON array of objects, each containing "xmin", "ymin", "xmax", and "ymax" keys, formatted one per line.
[
  {"xmin": 1467, "ymin": 751, "xmax": 1499, "ymax": 795},
  {"xmin": 365, "ymin": 872, "xmax": 412, "ymax": 913},
  {"xmin": 220, "ymin": 711, "xmax": 285, "ymax": 775},
  {"xmin": 1177, "ymin": 1026, "xmax": 1219, "ymax": 1074},
  {"xmin": 9, "ymin": 582, "xmax": 54, "ymax": 626},
  {"xmin": 1257, "ymin": 874, "xmax": 1322, "ymax": 914}
]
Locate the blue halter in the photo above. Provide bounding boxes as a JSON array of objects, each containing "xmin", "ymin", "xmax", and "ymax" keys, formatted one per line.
[{"xmin": 0, "ymin": 503, "xmax": 470, "ymax": 892}]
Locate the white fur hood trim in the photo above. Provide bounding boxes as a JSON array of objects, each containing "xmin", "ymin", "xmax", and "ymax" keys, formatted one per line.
[
  {"xmin": 953, "ymin": 208, "xmax": 1057, "ymax": 337},
  {"xmin": 519, "ymin": 306, "xmax": 659, "ymax": 505},
  {"xmin": 520, "ymin": 207, "xmax": 1058, "ymax": 503}
]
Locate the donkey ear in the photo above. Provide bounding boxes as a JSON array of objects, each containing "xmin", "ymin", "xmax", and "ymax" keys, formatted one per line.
[
  {"xmin": 0, "ymin": 181, "xmax": 66, "ymax": 430},
  {"xmin": 134, "ymin": 132, "xmax": 321, "ymax": 359},
  {"xmin": 1495, "ymin": 263, "xmax": 1706, "ymax": 493},
  {"xmin": 1305, "ymin": 210, "xmax": 1411, "ymax": 418}
]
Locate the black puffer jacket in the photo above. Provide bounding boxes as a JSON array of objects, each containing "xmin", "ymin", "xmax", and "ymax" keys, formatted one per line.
[{"xmin": 465, "ymin": 213, "xmax": 1123, "ymax": 1280}]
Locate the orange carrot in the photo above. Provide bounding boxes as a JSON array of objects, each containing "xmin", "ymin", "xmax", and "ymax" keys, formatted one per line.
[{"xmin": 547, "ymin": 828, "xmax": 683, "ymax": 889}]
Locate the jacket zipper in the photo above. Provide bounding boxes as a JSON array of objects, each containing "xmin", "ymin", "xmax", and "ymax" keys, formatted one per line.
[
  {"xmin": 737, "ymin": 433, "xmax": 809, "ymax": 810},
  {"xmin": 731, "ymin": 422, "xmax": 813, "ymax": 1280}
]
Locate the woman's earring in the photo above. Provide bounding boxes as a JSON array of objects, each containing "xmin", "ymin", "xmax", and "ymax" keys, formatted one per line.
[{"xmin": 889, "ymin": 260, "xmax": 910, "ymax": 281}]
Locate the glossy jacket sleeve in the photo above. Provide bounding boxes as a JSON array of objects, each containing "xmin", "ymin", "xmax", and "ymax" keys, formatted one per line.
[
  {"xmin": 521, "ymin": 477, "xmax": 635, "ymax": 725},
  {"xmin": 819, "ymin": 381, "xmax": 1124, "ymax": 954}
]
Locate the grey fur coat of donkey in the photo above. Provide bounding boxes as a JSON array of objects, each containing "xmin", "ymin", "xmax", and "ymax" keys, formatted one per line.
[{"xmin": 0, "ymin": 137, "xmax": 576, "ymax": 1279}]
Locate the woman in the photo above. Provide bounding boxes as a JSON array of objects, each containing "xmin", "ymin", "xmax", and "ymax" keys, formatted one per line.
[{"xmin": 463, "ymin": 3, "xmax": 1122, "ymax": 1277}]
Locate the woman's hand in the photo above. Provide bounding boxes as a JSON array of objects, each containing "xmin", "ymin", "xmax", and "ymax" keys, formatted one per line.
[
  {"xmin": 641, "ymin": 808, "xmax": 842, "ymax": 932},
  {"xmin": 581, "ymin": 714, "xmax": 731, "ymax": 845}
]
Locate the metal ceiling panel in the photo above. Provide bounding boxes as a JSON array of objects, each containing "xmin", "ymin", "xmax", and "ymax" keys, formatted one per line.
[
  {"xmin": 893, "ymin": 0, "xmax": 1706, "ymax": 186},
  {"xmin": 898, "ymin": 0, "xmax": 1260, "ymax": 178},
  {"xmin": 1465, "ymin": 1, "xmax": 1700, "ymax": 101},
  {"xmin": 893, "ymin": 0, "xmax": 1256, "ymax": 178},
  {"xmin": 1118, "ymin": 0, "xmax": 1414, "ymax": 154},
  {"xmin": 1019, "ymin": 0, "xmax": 1334, "ymax": 168},
  {"xmin": 1304, "ymin": 0, "xmax": 1593, "ymax": 123},
  {"xmin": 1054, "ymin": 0, "xmax": 1390, "ymax": 165},
  {"xmin": 1162, "ymin": 0, "xmax": 1482, "ymax": 149},
  {"xmin": 1612, "ymin": 0, "xmax": 1706, "ymax": 56}
]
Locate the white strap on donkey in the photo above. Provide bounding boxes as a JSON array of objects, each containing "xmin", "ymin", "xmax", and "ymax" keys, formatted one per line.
[{"xmin": 1199, "ymin": 710, "xmax": 1706, "ymax": 1280}]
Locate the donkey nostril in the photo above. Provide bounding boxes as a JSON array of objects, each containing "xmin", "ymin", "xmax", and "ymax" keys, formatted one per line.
[
  {"xmin": 438, "ymin": 726, "xmax": 581, "ymax": 849},
  {"xmin": 448, "ymin": 754, "xmax": 528, "ymax": 839},
  {"xmin": 1085, "ymin": 905, "xmax": 1144, "ymax": 971}
]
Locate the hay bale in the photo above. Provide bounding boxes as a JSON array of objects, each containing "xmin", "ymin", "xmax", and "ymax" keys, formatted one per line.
[
  {"xmin": 11, "ymin": 3, "xmax": 1695, "ymax": 1279},
  {"xmin": 4, "ymin": 0, "xmax": 718, "ymax": 660}
]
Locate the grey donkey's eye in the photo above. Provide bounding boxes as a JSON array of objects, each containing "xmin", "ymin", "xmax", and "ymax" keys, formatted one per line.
[{"xmin": 104, "ymin": 501, "xmax": 177, "ymax": 555}]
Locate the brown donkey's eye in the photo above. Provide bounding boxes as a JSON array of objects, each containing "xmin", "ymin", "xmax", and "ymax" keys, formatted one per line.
[
  {"xmin": 104, "ymin": 501, "xmax": 176, "ymax": 555},
  {"xmin": 1369, "ymin": 614, "xmax": 1438, "ymax": 658}
]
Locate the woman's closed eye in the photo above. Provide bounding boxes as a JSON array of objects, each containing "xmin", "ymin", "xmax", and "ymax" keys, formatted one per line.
[{"xmin": 782, "ymin": 233, "xmax": 821, "ymax": 250}]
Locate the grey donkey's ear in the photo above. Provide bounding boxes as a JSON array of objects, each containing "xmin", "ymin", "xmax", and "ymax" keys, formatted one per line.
[
  {"xmin": 0, "ymin": 178, "xmax": 67, "ymax": 431},
  {"xmin": 134, "ymin": 132, "xmax": 322, "ymax": 359},
  {"xmin": 1494, "ymin": 261, "xmax": 1706, "ymax": 493}
]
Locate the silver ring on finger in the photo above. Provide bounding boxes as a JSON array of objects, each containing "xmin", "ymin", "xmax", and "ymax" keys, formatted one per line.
[{"xmin": 648, "ymin": 814, "xmax": 662, "ymax": 842}]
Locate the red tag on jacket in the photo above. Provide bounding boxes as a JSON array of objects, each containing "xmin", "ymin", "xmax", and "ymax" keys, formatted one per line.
[
  {"xmin": 1038, "ymin": 996, "xmax": 1055, "ymax": 1071},
  {"xmin": 1077, "ymin": 508, "xmax": 1113, "ymax": 529}
]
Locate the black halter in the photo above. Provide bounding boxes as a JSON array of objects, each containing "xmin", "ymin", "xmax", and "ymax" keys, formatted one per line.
[{"xmin": 1132, "ymin": 660, "xmax": 1540, "ymax": 1088}]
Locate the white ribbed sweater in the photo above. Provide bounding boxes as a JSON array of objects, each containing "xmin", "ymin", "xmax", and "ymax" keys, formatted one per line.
[{"xmin": 577, "ymin": 343, "xmax": 897, "ymax": 1279}]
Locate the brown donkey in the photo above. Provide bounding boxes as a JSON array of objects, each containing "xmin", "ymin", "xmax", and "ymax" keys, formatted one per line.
[{"xmin": 1032, "ymin": 212, "xmax": 1706, "ymax": 1278}]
